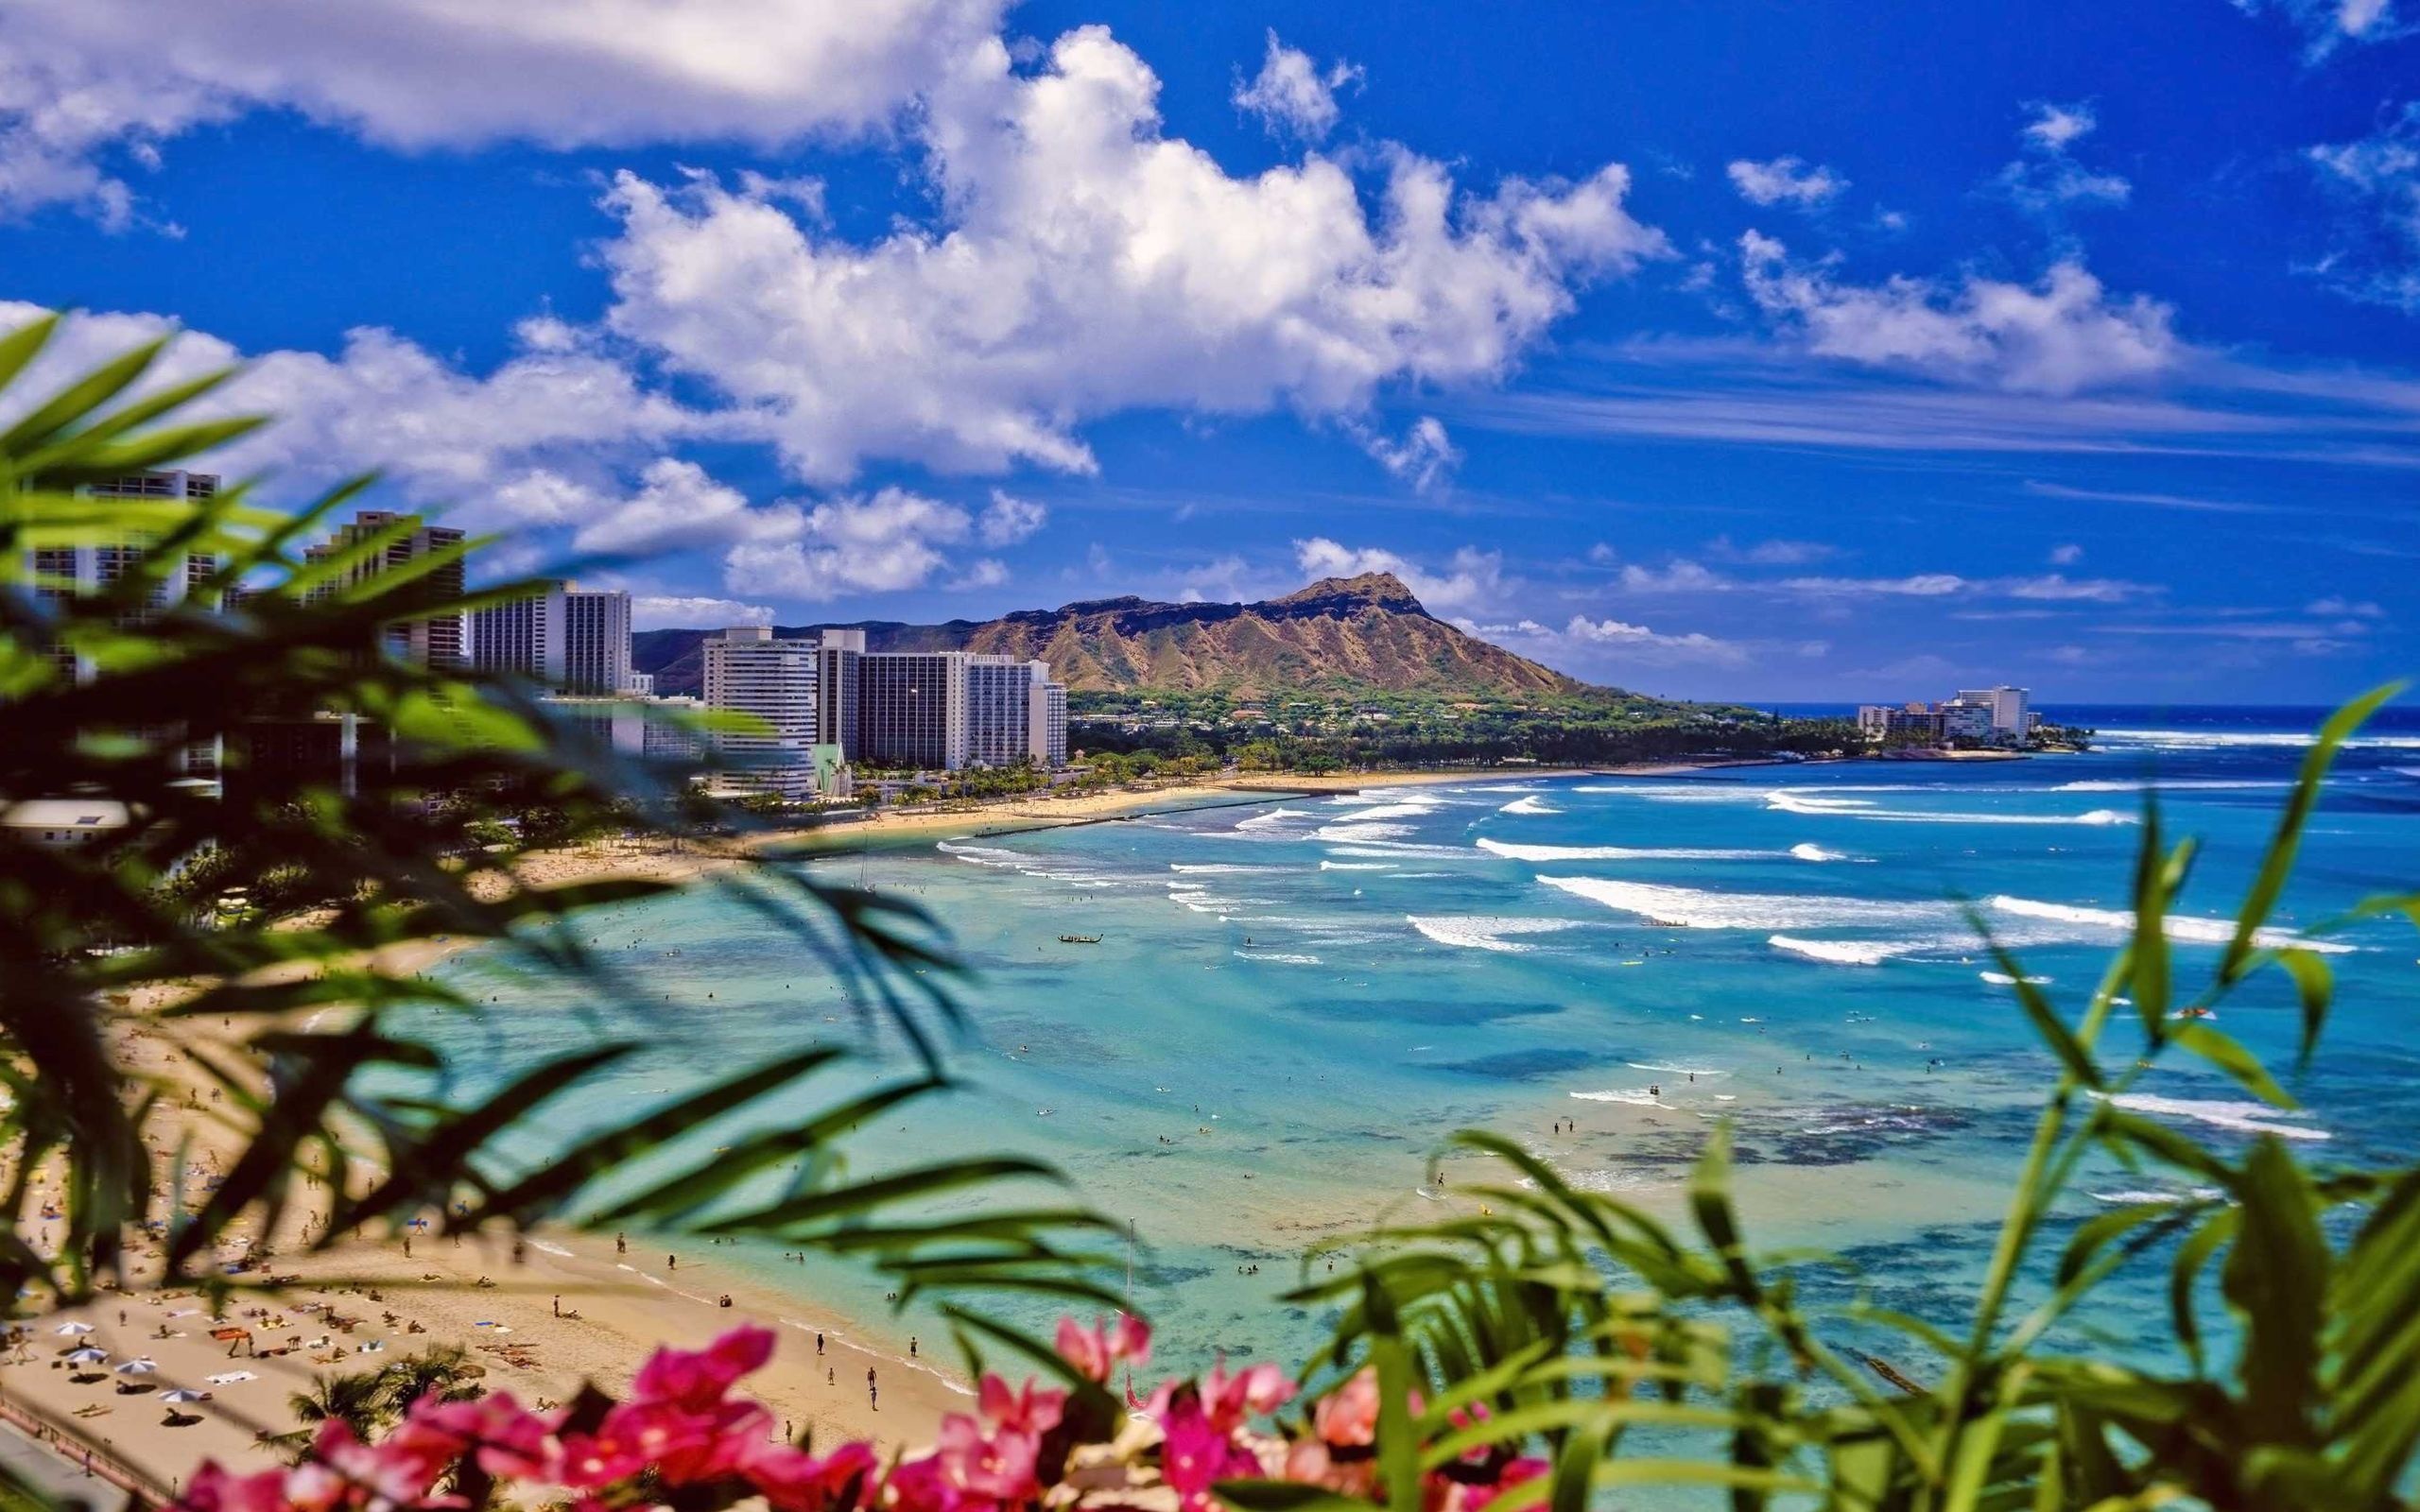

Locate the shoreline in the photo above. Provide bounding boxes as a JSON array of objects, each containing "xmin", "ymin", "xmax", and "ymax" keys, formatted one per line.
[{"xmin": 16, "ymin": 753, "xmax": 1797, "ymax": 1486}]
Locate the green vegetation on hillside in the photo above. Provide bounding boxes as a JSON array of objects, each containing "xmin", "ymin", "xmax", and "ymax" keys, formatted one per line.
[{"xmin": 1070, "ymin": 688, "xmax": 1857, "ymax": 770}]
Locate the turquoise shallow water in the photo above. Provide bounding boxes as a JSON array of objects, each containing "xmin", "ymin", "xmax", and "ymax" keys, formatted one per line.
[{"xmin": 430, "ymin": 713, "xmax": 2420, "ymax": 1403}]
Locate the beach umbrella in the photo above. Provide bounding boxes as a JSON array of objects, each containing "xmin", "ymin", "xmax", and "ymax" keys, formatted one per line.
[
  {"xmin": 52, "ymin": 1322, "xmax": 93, "ymax": 1336},
  {"xmin": 64, "ymin": 1348, "xmax": 107, "ymax": 1365},
  {"xmin": 159, "ymin": 1388, "xmax": 209, "ymax": 1403},
  {"xmin": 113, "ymin": 1358, "xmax": 158, "ymax": 1375}
]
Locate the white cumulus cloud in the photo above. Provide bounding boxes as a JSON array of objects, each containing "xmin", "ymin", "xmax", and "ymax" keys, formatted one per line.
[
  {"xmin": 1291, "ymin": 538, "xmax": 1511, "ymax": 613},
  {"xmin": 0, "ymin": 0, "xmax": 1009, "ymax": 223},
  {"xmin": 631, "ymin": 595, "xmax": 774, "ymax": 629},
  {"xmin": 2307, "ymin": 103, "xmax": 2420, "ymax": 312},
  {"xmin": 598, "ymin": 26, "xmax": 1667, "ymax": 483},
  {"xmin": 1726, "ymin": 156, "xmax": 1848, "ymax": 208},
  {"xmin": 1738, "ymin": 231, "xmax": 2180, "ymax": 394},
  {"xmin": 977, "ymin": 490, "xmax": 1047, "ymax": 545},
  {"xmin": 723, "ymin": 488, "xmax": 977, "ymax": 601},
  {"xmin": 1232, "ymin": 31, "xmax": 1360, "ymax": 140}
]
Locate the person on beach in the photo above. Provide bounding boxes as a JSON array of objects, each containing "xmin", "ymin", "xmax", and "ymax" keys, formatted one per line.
[
  {"xmin": 816, "ymin": 1332, "xmax": 824, "ymax": 1355},
  {"xmin": 667, "ymin": 1254, "xmax": 676, "ymax": 1270}
]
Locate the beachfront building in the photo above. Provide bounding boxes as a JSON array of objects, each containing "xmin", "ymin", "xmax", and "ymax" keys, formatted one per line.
[
  {"xmin": 1037, "ymin": 678, "xmax": 1068, "ymax": 768},
  {"xmin": 1950, "ymin": 686, "xmax": 2031, "ymax": 740},
  {"xmin": 26, "ymin": 470, "xmax": 223, "ymax": 683},
  {"xmin": 856, "ymin": 650, "xmax": 968, "ymax": 772},
  {"xmin": 1, "ymin": 798, "xmax": 131, "ymax": 850},
  {"xmin": 702, "ymin": 626, "xmax": 819, "ymax": 797},
  {"xmin": 815, "ymin": 628, "xmax": 865, "ymax": 755},
  {"xmin": 798, "ymin": 630, "xmax": 1069, "ymax": 777},
  {"xmin": 471, "ymin": 581, "xmax": 634, "ymax": 693},
  {"xmin": 302, "ymin": 508, "xmax": 467, "ymax": 669},
  {"xmin": 966, "ymin": 655, "xmax": 1056, "ymax": 768},
  {"xmin": 21, "ymin": 471, "xmax": 228, "ymax": 780},
  {"xmin": 1858, "ymin": 686, "xmax": 2030, "ymax": 747},
  {"xmin": 564, "ymin": 587, "xmax": 633, "ymax": 694}
]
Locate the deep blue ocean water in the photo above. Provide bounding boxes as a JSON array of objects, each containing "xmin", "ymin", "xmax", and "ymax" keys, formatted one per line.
[{"xmin": 430, "ymin": 705, "xmax": 2420, "ymax": 1443}]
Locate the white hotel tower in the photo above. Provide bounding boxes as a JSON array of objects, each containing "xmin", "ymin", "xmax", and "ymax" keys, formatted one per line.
[{"xmin": 701, "ymin": 626, "xmax": 819, "ymax": 797}]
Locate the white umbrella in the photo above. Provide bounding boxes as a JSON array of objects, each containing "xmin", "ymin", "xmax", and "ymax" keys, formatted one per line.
[
  {"xmin": 52, "ymin": 1322, "xmax": 93, "ymax": 1336},
  {"xmin": 112, "ymin": 1358, "xmax": 158, "ymax": 1375},
  {"xmin": 64, "ymin": 1349, "xmax": 107, "ymax": 1366},
  {"xmin": 159, "ymin": 1388, "xmax": 210, "ymax": 1403}
]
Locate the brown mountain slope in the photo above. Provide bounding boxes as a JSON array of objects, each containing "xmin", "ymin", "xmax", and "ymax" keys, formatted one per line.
[{"xmin": 631, "ymin": 573, "xmax": 1592, "ymax": 699}]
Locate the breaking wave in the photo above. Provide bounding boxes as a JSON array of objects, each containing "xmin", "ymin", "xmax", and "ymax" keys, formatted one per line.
[
  {"xmin": 1766, "ymin": 788, "xmax": 2135, "ymax": 826},
  {"xmin": 1476, "ymin": 837, "xmax": 1774, "ymax": 862},
  {"xmin": 1498, "ymin": 795, "xmax": 1562, "ymax": 816},
  {"xmin": 1406, "ymin": 916, "xmax": 1588, "ymax": 953},
  {"xmin": 1768, "ymin": 935, "xmax": 1908, "ymax": 966},
  {"xmin": 1985, "ymin": 896, "xmax": 2357, "ymax": 954},
  {"xmin": 2099, "ymin": 1091, "xmax": 2328, "ymax": 1142},
  {"xmin": 1539, "ymin": 875, "xmax": 1949, "ymax": 931}
]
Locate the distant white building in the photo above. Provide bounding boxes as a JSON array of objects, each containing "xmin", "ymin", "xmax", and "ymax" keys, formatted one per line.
[
  {"xmin": 702, "ymin": 626, "xmax": 819, "ymax": 797},
  {"xmin": 471, "ymin": 581, "xmax": 634, "ymax": 693},
  {"xmin": 2, "ymin": 799, "xmax": 130, "ymax": 850},
  {"xmin": 1950, "ymin": 686, "xmax": 2031, "ymax": 740}
]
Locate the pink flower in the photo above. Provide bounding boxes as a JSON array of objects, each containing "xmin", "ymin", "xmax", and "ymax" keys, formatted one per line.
[
  {"xmin": 977, "ymin": 1375, "xmax": 1065, "ymax": 1435},
  {"xmin": 1054, "ymin": 1314, "xmax": 1150, "ymax": 1382},
  {"xmin": 631, "ymin": 1324, "xmax": 776, "ymax": 1410},
  {"xmin": 561, "ymin": 1398, "xmax": 769, "ymax": 1488},
  {"xmin": 175, "ymin": 1464, "xmax": 293, "ymax": 1512},
  {"xmin": 1313, "ymin": 1368, "xmax": 1380, "ymax": 1448},
  {"xmin": 308, "ymin": 1419, "xmax": 441, "ymax": 1506},
  {"xmin": 880, "ymin": 1452, "xmax": 959, "ymax": 1512},
  {"xmin": 749, "ymin": 1439, "xmax": 878, "ymax": 1512},
  {"xmin": 1201, "ymin": 1362, "xmax": 1293, "ymax": 1432},
  {"xmin": 937, "ymin": 1413, "xmax": 1041, "ymax": 1501},
  {"xmin": 1158, "ymin": 1397, "xmax": 1257, "ymax": 1511},
  {"xmin": 387, "ymin": 1391, "xmax": 556, "ymax": 1480}
]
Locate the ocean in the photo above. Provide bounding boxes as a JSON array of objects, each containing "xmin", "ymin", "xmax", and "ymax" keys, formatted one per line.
[{"xmin": 430, "ymin": 703, "xmax": 2420, "ymax": 1406}]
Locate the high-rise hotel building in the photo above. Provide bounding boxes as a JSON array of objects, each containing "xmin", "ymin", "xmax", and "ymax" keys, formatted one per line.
[
  {"xmin": 302, "ymin": 509, "xmax": 467, "ymax": 668},
  {"xmin": 701, "ymin": 626, "xmax": 819, "ymax": 797},
  {"xmin": 27, "ymin": 469, "xmax": 223, "ymax": 683},
  {"xmin": 856, "ymin": 651, "xmax": 968, "ymax": 772},
  {"xmin": 470, "ymin": 580, "xmax": 634, "ymax": 693},
  {"xmin": 701, "ymin": 626, "xmax": 1069, "ymax": 791}
]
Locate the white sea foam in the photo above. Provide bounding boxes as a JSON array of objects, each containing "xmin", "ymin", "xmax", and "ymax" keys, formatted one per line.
[
  {"xmin": 1406, "ymin": 915, "xmax": 1588, "ymax": 953},
  {"xmin": 1985, "ymin": 896, "xmax": 2357, "ymax": 954},
  {"xmin": 937, "ymin": 841, "xmax": 1023, "ymax": 867},
  {"xmin": 1233, "ymin": 806, "xmax": 1312, "ymax": 831},
  {"xmin": 2087, "ymin": 1187, "xmax": 2224, "ymax": 1205},
  {"xmin": 2096, "ymin": 729, "xmax": 2420, "ymax": 751},
  {"xmin": 1768, "ymin": 935, "xmax": 1908, "ymax": 966},
  {"xmin": 1169, "ymin": 863, "xmax": 1292, "ymax": 874},
  {"xmin": 1765, "ymin": 788, "xmax": 2135, "ymax": 827},
  {"xmin": 1233, "ymin": 950, "xmax": 1322, "ymax": 965},
  {"xmin": 1475, "ymin": 836, "xmax": 1772, "ymax": 862},
  {"xmin": 1569, "ymin": 1088, "xmax": 1665, "ymax": 1107},
  {"xmin": 1498, "ymin": 795, "xmax": 1562, "ymax": 816},
  {"xmin": 1789, "ymin": 842, "xmax": 1852, "ymax": 862},
  {"xmin": 1569, "ymin": 783, "xmax": 1759, "ymax": 803},
  {"xmin": 2099, "ymin": 1092, "xmax": 2328, "ymax": 1142},
  {"xmin": 1540, "ymin": 875, "xmax": 1949, "ymax": 931},
  {"xmin": 1324, "ymin": 843, "xmax": 1474, "ymax": 860},
  {"xmin": 1627, "ymin": 1061, "xmax": 1728, "ymax": 1077},
  {"xmin": 2051, "ymin": 779, "xmax": 2291, "ymax": 793},
  {"xmin": 1315, "ymin": 821, "xmax": 1414, "ymax": 843},
  {"xmin": 1319, "ymin": 861, "xmax": 1393, "ymax": 870},
  {"xmin": 1323, "ymin": 799, "xmax": 1440, "ymax": 821},
  {"xmin": 1979, "ymin": 970, "xmax": 2052, "ymax": 986}
]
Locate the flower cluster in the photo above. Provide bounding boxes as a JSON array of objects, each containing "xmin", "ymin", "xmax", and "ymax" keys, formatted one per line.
[{"xmin": 172, "ymin": 1317, "xmax": 1542, "ymax": 1512}]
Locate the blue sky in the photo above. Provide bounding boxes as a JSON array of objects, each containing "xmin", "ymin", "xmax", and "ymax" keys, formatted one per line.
[{"xmin": 2, "ymin": 0, "xmax": 2415, "ymax": 701}]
